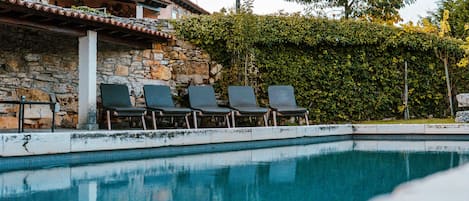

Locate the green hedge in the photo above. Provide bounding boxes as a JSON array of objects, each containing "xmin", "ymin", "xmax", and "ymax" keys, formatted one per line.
[{"xmin": 174, "ymin": 14, "xmax": 468, "ymax": 123}]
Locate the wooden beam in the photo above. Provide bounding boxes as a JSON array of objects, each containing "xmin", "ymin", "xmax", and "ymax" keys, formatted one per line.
[
  {"xmin": 19, "ymin": 13, "xmax": 35, "ymax": 18},
  {"xmin": 39, "ymin": 17, "xmax": 54, "ymax": 22},
  {"xmin": 59, "ymin": 21, "xmax": 71, "ymax": 26},
  {"xmin": 0, "ymin": 16, "xmax": 86, "ymax": 37},
  {"xmin": 121, "ymin": 33, "xmax": 133, "ymax": 38},
  {"xmin": 93, "ymin": 27, "xmax": 107, "ymax": 31},
  {"xmin": 108, "ymin": 30, "xmax": 120, "ymax": 35}
]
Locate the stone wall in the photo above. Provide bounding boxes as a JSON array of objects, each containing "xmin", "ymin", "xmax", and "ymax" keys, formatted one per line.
[{"xmin": 0, "ymin": 24, "xmax": 222, "ymax": 129}]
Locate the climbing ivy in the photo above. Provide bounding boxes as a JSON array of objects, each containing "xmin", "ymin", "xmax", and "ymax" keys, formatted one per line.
[{"xmin": 174, "ymin": 13, "xmax": 467, "ymax": 123}]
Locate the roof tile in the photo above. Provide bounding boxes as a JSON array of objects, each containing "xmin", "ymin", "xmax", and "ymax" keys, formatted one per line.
[{"xmin": 0, "ymin": 0, "xmax": 173, "ymax": 39}]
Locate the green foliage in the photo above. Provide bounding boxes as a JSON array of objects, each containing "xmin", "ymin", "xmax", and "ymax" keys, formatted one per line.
[
  {"xmin": 285, "ymin": 0, "xmax": 415, "ymax": 22},
  {"xmin": 430, "ymin": 0, "xmax": 469, "ymax": 39},
  {"xmin": 174, "ymin": 14, "xmax": 466, "ymax": 123},
  {"xmin": 71, "ymin": 6, "xmax": 109, "ymax": 16}
]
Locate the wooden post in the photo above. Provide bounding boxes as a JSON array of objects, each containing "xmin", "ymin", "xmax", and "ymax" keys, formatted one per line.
[
  {"xmin": 443, "ymin": 56, "xmax": 454, "ymax": 117},
  {"xmin": 404, "ymin": 61, "xmax": 409, "ymax": 120},
  {"xmin": 436, "ymin": 49, "xmax": 454, "ymax": 117}
]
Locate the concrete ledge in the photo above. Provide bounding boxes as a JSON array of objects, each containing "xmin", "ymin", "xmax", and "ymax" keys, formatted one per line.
[
  {"xmin": 353, "ymin": 124, "xmax": 469, "ymax": 134},
  {"xmin": 353, "ymin": 124, "xmax": 425, "ymax": 134},
  {"xmin": 2, "ymin": 124, "xmax": 469, "ymax": 157},
  {"xmin": 0, "ymin": 125, "xmax": 352, "ymax": 157},
  {"xmin": 2, "ymin": 133, "xmax": 71, "ymax": 157}
]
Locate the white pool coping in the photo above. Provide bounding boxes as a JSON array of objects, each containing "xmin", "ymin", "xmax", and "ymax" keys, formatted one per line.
[
  {"xmin": 3, "ymin": 124, "xmax": 469, "ymax": 157},
  {"xmin": 0, "ymin": 125, "xmax": 352, "ymax": 157},
  {"xmin": 2, "ymin": 124, "xmax": 469, "ymax": 200}
]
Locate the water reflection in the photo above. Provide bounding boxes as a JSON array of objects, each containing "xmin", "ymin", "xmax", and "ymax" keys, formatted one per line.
[{"xmin": 0, "ymin": 141, "xmax": 468, "ymax": 201}]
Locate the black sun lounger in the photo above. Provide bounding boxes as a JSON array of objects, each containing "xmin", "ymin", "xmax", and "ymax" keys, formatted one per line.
[
  {"xmin": 143, "ymin": 85, "xmax": 192, "ymax": 129},
  {"xmin": 268, "ymin": 85, "xmax": 309, "ymax": 126},
  {"xmin": 100, "ymin": 84, "xmax": 146, "ymax": 130},
  {"xmin": 188, "ymin": 85, "xmax": 231, "ymax": 129},
  {"xmin": 228, "ymin": 86, "xmax": 269, "ymax": 127}
]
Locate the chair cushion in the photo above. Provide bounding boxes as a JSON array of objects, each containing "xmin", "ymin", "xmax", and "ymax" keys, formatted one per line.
[
  {"xmin": 188, "ymin": 86, "xmax": 219, "ymax": 108},
  {"xmin": 100, "ymin": 84, "xmax": 133, "ymax": 108},
  {"xmin": 228, "ymin": 86, "xmax": 259, "ymax": 107},
  {"xmin": 193, "ymin": 106, "xmax": 231, "ymax": 114},
  {"xmin": 144, "ymin": 85, "xmax": 176, "ymax": 108},
  {"xmin": 232, "ymin": 106, "xmax": 268, "ymax": 115},
  {"xmin": 107, "ymin": 107, "xmax": 146, "ymax": 116},
  {"xmin": 271, "ymin": 106, "xmax": 307, "ymax": 114},
  {"xmin": 148, "ymin": 106, "xmax": 192, "ymax": 114},
  {"xmin": 268, "ymin": 85, "xmax": 298, "ymax": 108}
]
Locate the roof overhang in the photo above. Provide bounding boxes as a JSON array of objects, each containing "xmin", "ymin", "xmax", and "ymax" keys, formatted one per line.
[
  {"xmin": 142, "ymin": 0, "xmax": 171, "ymax": 8},
  {"xmin": 119, "ymin": 0, "xmax": 171, "ymax": 9},
  {"xmin": 172, "ymin": 0, "xmax": 209, "ymax": 15},
  {"xmin": 0, "ymin": 0, "xmax": 174, "ymax": 48}
]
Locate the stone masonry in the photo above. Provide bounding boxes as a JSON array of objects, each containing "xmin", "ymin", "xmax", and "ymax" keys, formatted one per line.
[
  {"xmin": 0, "ymin": 24, "xmax": 223, "ymax": 128},
  {"xmin": 456, "ymin": 93, "xmax": 469, "ymax": 123}
]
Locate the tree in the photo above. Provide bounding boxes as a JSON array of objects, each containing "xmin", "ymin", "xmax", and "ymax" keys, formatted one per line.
[
  {"xmin": 286, "ymin": 0, "xmax": 415, "ymax": 23},
  {"xmin": 404, "ymin": 10, "xmax": 456, "ymax": 117},
  {"xmin": 437, "ymin": 10, "xmax": 455, "ymax": 117},
  {"xmin": 430, "ymin": 0, "xmax": 469, "ymax": 39}
]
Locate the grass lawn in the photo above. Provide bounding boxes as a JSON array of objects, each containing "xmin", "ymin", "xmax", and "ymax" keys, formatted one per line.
[{"xmin": 357, "ymin": 118, "xmax": 456, "ymax": 124}]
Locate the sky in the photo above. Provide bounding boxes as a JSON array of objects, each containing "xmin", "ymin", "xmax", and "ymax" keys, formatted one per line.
[{"xmin": 194, "ymin": 0, "xmax": 440, "ymax": 23}]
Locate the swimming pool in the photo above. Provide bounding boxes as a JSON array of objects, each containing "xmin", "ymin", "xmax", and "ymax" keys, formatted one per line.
[{"xmin": 1, "ymin": 140, "xmax": 468, "ymax": 201}]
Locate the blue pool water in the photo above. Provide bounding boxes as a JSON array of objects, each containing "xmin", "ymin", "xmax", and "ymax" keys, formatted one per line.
[{"xmin": 0, "ymin": 141, "xmax": 466, "ymax": 201}]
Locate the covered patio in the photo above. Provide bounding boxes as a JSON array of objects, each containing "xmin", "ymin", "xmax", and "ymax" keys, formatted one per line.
[{"xmin": 0, "ymin": 0, "xmax": 173, "ymax": 130}]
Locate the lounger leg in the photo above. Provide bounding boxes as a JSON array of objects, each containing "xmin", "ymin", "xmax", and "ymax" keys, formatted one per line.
[
  {"xmin": 141, "ymin": 115, "xmax": 147, "ymax": 130},
  {"xmin": 273, "ymin": 111, "xmax": 277, "ymax": 127},
  {"xmin": 185, "ymin": 115, "xmax": 190, "ymax": 129},
  {"xmin": 263, "ymin": 114, "xmax": 268, "ymax": 127},
  {"xmin": 225, "ymin": 114, "xmax": 231, "ymax": 128},
  {"xmin": 107, "ymin": 110, "xmax": 111, "ymax": 130},
  {"xmin": 193, "ymin": 111, "xmax": 198, "ymax": 129},
  {"xmin": 231, "ymin": 111, "xmax": 236, "ymax": 128},
  {"xmin": 151, "ymin": 111, "xmax": 157, "ymax": 130},
  {"xmin": 305, "ymin": 112, "xmax": 310, "ymax": 126}
]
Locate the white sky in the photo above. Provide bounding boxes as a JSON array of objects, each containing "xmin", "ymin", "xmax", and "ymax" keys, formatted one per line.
[{"xmin": 194, "ymin": 0, "xmax": 439, "ymax": 23}]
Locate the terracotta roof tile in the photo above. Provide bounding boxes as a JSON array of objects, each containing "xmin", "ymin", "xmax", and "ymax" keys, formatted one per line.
[{"xmin": 0, "ymin": 0, "xmax": 173, "ymax": 39}]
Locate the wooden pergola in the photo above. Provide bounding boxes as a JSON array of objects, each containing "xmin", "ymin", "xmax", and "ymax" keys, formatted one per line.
[{"xmin": 0, "ymin": 0, "xmax": 173, "ymax": 129}]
